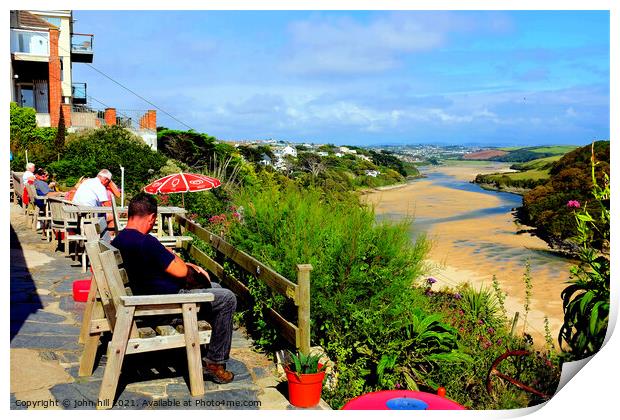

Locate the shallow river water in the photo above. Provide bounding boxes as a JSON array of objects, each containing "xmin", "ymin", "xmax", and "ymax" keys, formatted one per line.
[{"xmin": 366, "ymin": 162, "xmax": 576, "ymax": 346}]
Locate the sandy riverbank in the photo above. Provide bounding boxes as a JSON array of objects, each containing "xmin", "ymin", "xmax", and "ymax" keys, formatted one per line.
[{"xmin": 363, "ymin": 163, "xmax": 573, "ymax": 346}]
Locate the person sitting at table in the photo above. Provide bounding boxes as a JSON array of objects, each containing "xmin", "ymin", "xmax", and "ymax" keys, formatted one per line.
[
  {"xmin": 72, "ymin": 169, "xmax": 113, "ymax": 207},
  {"xmin": 33, "ymin": 168, "xmax": 63, "ymax": 237},
  {"xmin": 72, "ymin": 169, "xmax": 117, "ymax": 229},
  {"xmin": 111, "ymin": 193, "xmax": 237, "ymax": 384},
  {"xmin": 20, "ymin": 163, "xmax": 36, "ymax": 207},
  {"xmin": 22, "ymin": 162, "xmax": 35, "ymax": 185}
]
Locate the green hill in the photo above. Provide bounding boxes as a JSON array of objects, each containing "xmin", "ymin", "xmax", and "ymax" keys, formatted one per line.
[
  {"xmin": 510, "ymin": 155, "xmax": 563, "ymax": 171},
  {"xmin": 491, "ymin": 145, "xmax": 577, "ymax": 163},
  {"xmin": 475, "ymin": 146, "xmax": 580, "ymax": 191}
]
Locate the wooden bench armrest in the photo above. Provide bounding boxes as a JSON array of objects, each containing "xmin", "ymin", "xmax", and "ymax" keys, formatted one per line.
[{"xmin": 120, "ymin": 293, "xmax": 215, "ymax": 306}]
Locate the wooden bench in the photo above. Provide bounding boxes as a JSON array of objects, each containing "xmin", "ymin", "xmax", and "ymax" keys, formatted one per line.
[
  {"xmin": 10, "ymin": 175, "xmax": 15, "ymax": 204},
  {"xmin": 11, "ymin": 171, "xmax": 25, "ymax": 211},
  {"xmin": 154, "ymin": 235, "xmax": 193, "ymax": 248},
  {"xmin": 49, "ymin": 199, "xmax": 88, "ymax": 266},
  {"xmin": 78, "ymin": 224, "xmax": 214, "ymax": 409}
]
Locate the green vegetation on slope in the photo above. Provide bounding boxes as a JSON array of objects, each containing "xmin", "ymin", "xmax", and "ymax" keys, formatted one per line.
[
  {"xmin": 474, "ymin": 171, "xmax": 550, "ymax": 191},
  {"xmin": 510, "ymin": 155, "xmax": 562, "ymax": 171},
  {"xmin": 519, "ymin": 140, "xmax": 610, "ymax": 253},
  {"xmin": 528, "ymin": 146, "xmax": 578, "ymax": 154},
  {"xmin": 490, "ymin": 145, "xmax": 577, "ymax": 163},
  {"xmin": 474, "ymin": 147, "xmax": 581, "ymax": 192}
]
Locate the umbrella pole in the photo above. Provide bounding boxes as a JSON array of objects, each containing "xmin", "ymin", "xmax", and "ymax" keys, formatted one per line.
[{"xmin": 182, "ymin": 192, "xmax": 185, "ymax": 208}]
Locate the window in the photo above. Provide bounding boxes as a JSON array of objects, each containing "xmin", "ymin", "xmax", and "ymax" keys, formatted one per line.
[{"xmin": 42, "ymin": 16, "xmax": 61, "ymax": 27}]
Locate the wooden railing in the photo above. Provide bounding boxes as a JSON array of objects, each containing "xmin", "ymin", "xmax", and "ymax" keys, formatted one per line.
[{"xmin": 175, "ymin": 215, "xmax": 312, "ymax": 354}]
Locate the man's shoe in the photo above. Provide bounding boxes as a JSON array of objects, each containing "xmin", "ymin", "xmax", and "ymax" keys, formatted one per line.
[{"xmin": 203, "ymin": 363, "xmax": 235, "ymax": 384}]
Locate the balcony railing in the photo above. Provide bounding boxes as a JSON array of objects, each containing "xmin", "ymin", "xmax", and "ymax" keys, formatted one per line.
[
  {"xmin": 72, "ymin": 83, "xmax": 87, "ymax": 104},
  {"xmin": 10, "ymin": 29, "xmax": 49, "ymax": 56},
  {"xmin": 71, "ymin": 33, "xmax": 93, "ymax": 53},
  {"xmin": 71, "ymin": 33, "xmax": 94, "ymax": 63}
]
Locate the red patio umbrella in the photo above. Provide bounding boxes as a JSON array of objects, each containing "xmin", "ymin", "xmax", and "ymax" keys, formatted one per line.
[{"xmin": 143, "ymin": 172, "xmax": 221, "ymax": 206}]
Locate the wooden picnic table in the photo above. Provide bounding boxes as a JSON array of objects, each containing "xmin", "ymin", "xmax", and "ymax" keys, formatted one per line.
[{"xmin": 64, "ymin": 204, "xmax": 188, "ymax": 242}]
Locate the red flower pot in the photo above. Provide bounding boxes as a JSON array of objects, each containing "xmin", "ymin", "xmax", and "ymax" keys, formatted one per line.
[{"xmin": 285, "ymin": 364, "xmax": 325, "ymax": 408}]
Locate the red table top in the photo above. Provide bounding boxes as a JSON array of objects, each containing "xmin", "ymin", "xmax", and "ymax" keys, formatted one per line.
[{"xmin": 342, "ymin": 390, "xmax": 466, "ymax": 410}]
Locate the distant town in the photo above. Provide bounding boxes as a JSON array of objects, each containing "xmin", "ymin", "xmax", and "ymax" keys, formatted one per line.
[{"xmin": 220, "ymin": 138, "xmax": 500, "ymax": 169}]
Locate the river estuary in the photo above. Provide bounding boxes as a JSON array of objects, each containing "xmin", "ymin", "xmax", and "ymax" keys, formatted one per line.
[{"xmin": 364, "ymin": 161, "xmax": 576, "ymax": 346}]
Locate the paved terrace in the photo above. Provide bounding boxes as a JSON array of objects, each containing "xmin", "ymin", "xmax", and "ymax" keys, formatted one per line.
[{"xmin": 9, "ymin": 204, "xmax": 330, "ymax": 410}]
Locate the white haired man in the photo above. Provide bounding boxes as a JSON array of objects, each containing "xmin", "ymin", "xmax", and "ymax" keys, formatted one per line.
[
  {"xmin": 73, "ymin": 169, "xmax": 116, "ymax": 231},
  {"xmin": 73, "ymin": 169, "xmax": 114, "ymax": 207}
]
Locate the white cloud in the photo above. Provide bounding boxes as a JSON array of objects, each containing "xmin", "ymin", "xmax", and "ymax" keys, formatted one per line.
[{"xmin": 282, "ymin": 14, "xmax": 451, "ymax": 75}]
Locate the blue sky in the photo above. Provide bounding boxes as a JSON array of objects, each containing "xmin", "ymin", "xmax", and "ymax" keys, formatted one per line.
[{"xmin": 72, "ymin": 10, "xmax": 610, "ymax": 146}]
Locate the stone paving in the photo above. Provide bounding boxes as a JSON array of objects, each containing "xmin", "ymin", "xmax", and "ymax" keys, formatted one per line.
[{"xmin": 9, "ymin": 204, "xmax": 330, "ymax": 410}]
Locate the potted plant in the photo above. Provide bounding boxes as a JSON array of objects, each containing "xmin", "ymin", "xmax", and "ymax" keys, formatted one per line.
[{"xmin": 284, "ymin": 350, "xmax": 327, "ymax": 408}]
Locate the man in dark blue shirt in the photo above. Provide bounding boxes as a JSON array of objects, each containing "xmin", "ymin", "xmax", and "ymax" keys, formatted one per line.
[{"xmin": 112, "ymin": 193, "xmax": 236, "ymax": 384}]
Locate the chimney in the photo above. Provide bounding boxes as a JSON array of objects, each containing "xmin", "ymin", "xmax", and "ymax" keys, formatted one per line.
[
  {"xmin": 147, "ymin": 110, "xmax": 157, "ymax": 130},
  {"xmin": 140, "ymin": 110, "xmax": 157, "ymax": 130},
  {"xmin": 104, "ymin": 108, "xmax": 117, "ymax": 126}
]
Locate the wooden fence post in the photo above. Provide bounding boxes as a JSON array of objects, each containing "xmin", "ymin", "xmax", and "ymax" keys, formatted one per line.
[{"xmin": 296, "ymin": 264, "xmax": 313, "ymax": 354}]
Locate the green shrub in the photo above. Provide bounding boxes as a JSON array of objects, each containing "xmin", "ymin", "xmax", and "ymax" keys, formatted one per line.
[
  {"xmin": 46, "ymin": 126, "xmax": 167, "ymax": 193},
  {"xmin": 422, "ymin": 287, "xmax": 561, "ymax": 409},
  {"xmin": 521, "ymin": 141, "xmax": 609, "ymax": 253},
  {"xmin": 222, "ymin": 181, "xmax": 486, "ymax": 407},
  {"xmin": 559, "ymin": 147, "xmax": 610, "ymax": 360},
  {"xmin": 10, "ymin": 102, "xmax": 61, "ymax": 170}
]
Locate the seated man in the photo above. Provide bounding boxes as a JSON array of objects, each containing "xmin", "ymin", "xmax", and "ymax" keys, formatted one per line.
[
  {"xmin": 73, "ymin": 169, "xmax": 116, "ymax": 231},
  {"xmin": 73, "ymin": 169, "xmax": 114, "ymax": 207},
  {"xmin": 33, "ymin": 168, "xmax": 63, "ymax": 236},
  {"xmin": 111, "ymin": 193, "xmax": 236, "ymax": 384}
]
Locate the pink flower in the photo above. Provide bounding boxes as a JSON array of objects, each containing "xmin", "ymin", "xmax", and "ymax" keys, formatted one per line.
[
  {"xmin": 209, "ymin": 214, "xmax": 226, "ymax": 224},
  {"xmin": 567, "ymin": 200, "xmax": 581, "ymax": 209}
]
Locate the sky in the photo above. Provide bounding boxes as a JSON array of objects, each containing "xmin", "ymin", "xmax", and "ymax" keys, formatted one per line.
[{"xmin": 71, "ymin": 10, "xmax": 610, "ymax": 146}]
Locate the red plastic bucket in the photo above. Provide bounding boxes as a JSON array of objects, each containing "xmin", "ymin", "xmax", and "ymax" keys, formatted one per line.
[
  {"xmin": 72, "ymin": 279, "xmax": 92, "ymax": 302},
  {"xmin": 285, "ymin": 365, "xmax": 325, "ymax": 408}
]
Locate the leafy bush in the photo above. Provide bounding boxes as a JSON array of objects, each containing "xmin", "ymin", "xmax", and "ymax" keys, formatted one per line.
[
  {"xmin": 10, "ymin": 103, "xmax": 61, "ymax": 171},
  {"xmin": 559, "ymin": 146, "xmax": 610, "ymax": 360},
  {"xmin": 47, "ymin": 126, "xmax": 167, "ymax": 192},
  {"xmin": 520, "ymin": 141, "xmax": 609, "ymax": 253},
  {"xmin": 368, "ymin": 150, "xmax": 407, "ymax": 177},
  {"xmin": 157, "ymin": 128, "xmax": 254, "ymax": 185},
  {"xmin": 222, "ymin": 181, "xmax": 496, "ymax": 407},
  {"xmin": 422, "ymin": 285, "xmax": 561, "ymax": 409}
]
